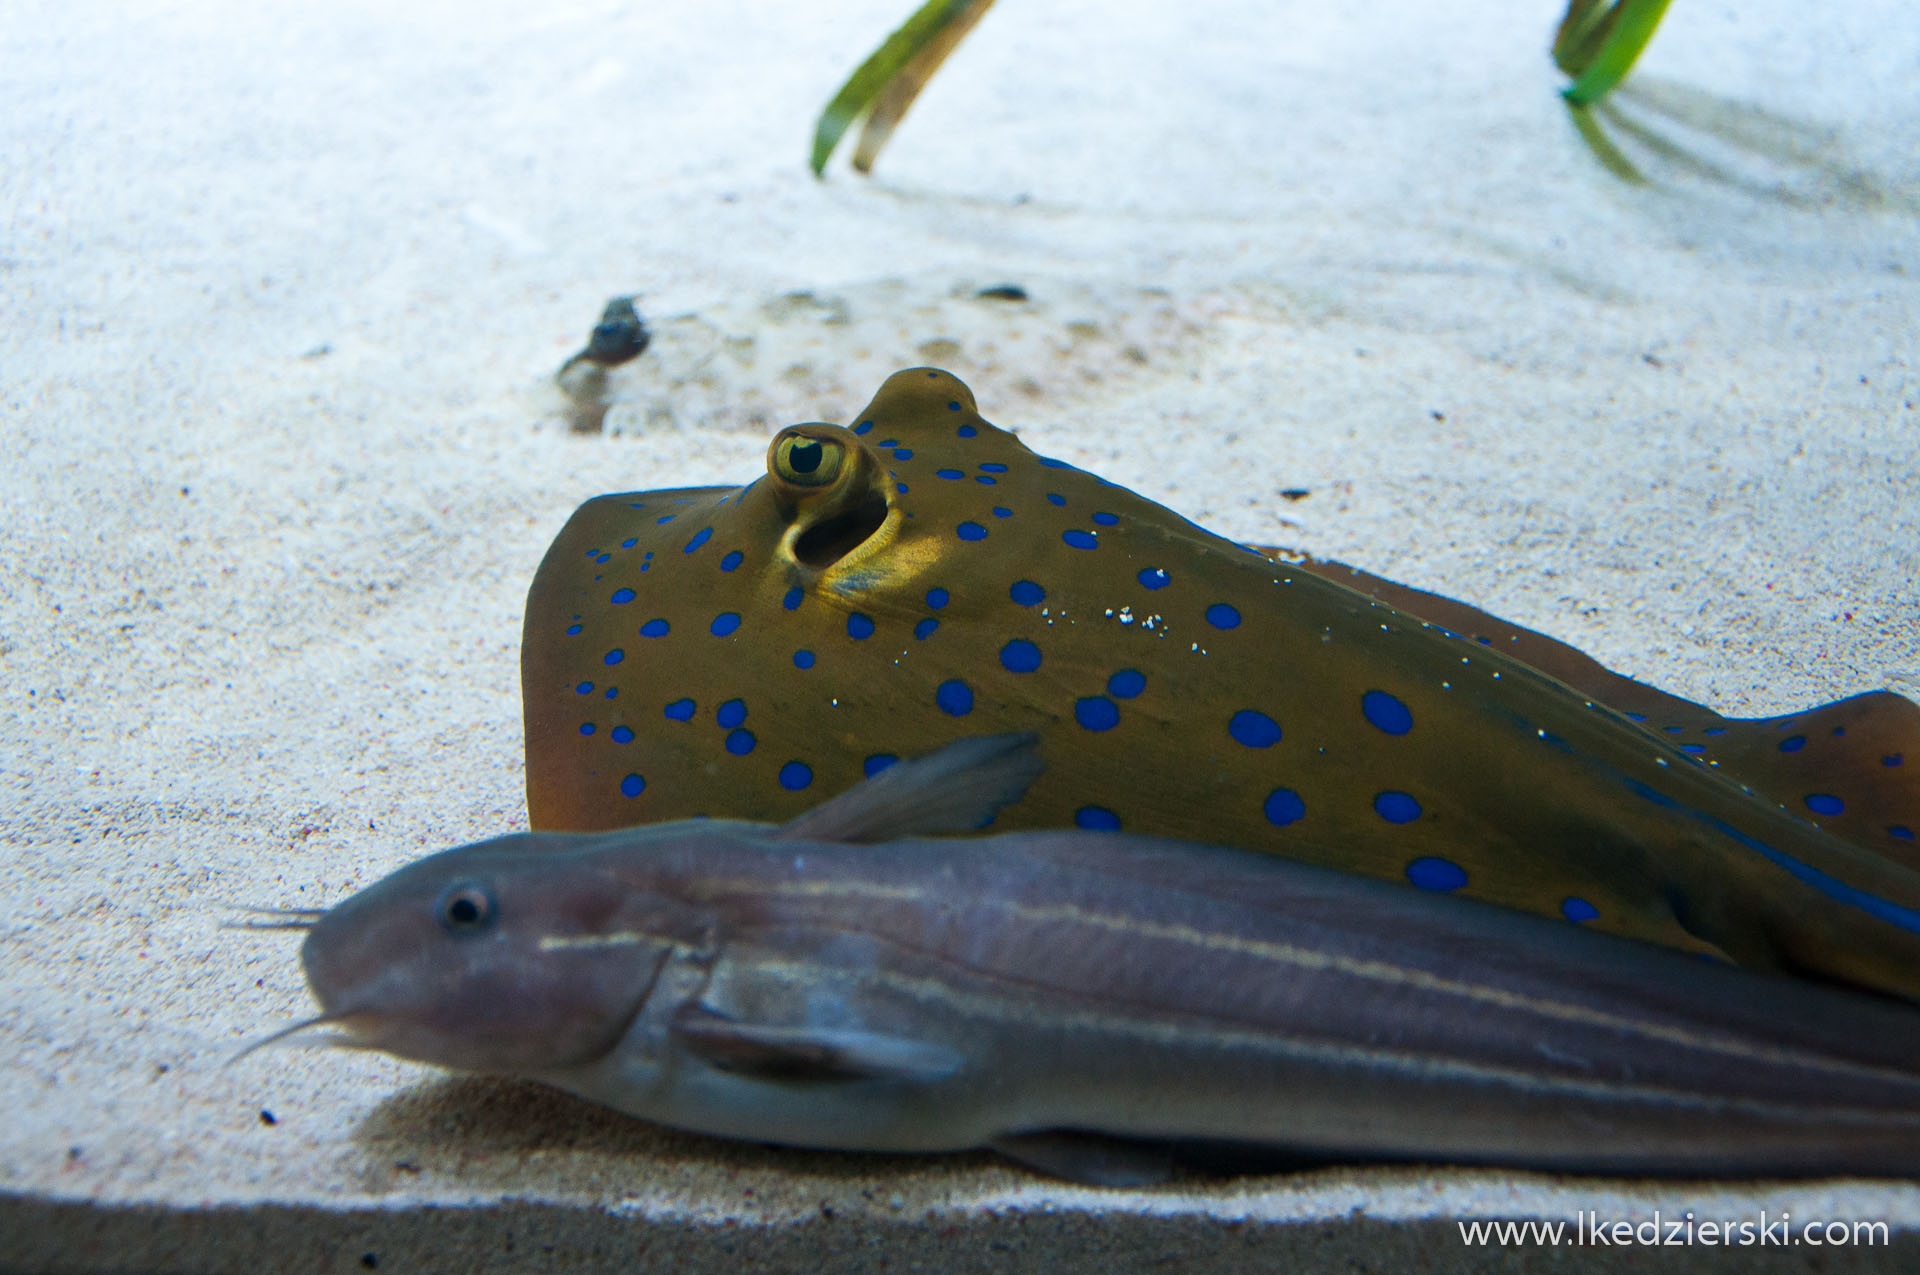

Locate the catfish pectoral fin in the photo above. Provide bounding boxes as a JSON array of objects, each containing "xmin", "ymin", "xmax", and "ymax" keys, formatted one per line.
[
  {"xmin": 672, "ymin": 1004, "xmax": 963, "ymax": 1083},
  {"xmin": 989, "ymin": 1130, "xmax": 1176, "ymax": 1187}
]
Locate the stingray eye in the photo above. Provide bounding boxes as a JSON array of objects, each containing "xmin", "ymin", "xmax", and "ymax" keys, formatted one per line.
[
  {"xmin": 436, "ymin": 882, "xmax": 496, "ymax": 935},
  {"xmin": 773, "ymin": 433, "xmax": 844, "ymax": 487}
]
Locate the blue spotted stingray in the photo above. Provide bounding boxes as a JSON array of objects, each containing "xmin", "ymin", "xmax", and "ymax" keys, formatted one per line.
[{"xmin": 523, "ymin": 368, "xmax": 1920, "ymax": 1001}]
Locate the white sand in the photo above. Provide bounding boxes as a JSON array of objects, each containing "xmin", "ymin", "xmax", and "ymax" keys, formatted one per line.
[{"xmin": 5, "ymin": 0, "xmax": 1920, "ymax": 1266}]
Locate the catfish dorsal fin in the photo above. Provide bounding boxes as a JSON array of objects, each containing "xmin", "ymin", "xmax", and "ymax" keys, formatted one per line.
[{"xmin": 774, "ymin": 732, "xmax": 1044, "ymax": 843}]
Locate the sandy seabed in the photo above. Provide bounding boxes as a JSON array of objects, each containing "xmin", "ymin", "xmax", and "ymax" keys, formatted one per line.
[{"xmin": 4, "ymin": 0, "xmax": 1919, "ymax": 1270}]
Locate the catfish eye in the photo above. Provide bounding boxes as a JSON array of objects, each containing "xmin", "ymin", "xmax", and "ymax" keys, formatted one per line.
[
  {"xmin": 436, "ymin": 882, "xmax": 496, "ymax": 934},
  {"xmin": 773, "ymin": 433, "xmax": 844, "ymax": 487}
]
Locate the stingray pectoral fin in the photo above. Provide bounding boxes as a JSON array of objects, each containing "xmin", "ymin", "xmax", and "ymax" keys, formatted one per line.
[
  {"xmin": 774, "ymin": 732, "xmax": 1044, "ymax": 844},
  {"xmin": 1706, "ymin": 693, "xmax": 1920, "ymax": 870},
  {"xmin": 672, "ymin": 1005, "xmax": 963, "ymax": 1084},
  {"xmin": 989, "ymin": 1130, "xmax": 1176, "ymax": 1187}
]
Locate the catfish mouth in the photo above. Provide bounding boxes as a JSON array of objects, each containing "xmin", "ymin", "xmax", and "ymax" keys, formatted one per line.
[{"xmin": 792, "ymin": 488, "xmax": 891, "ymax": 570}]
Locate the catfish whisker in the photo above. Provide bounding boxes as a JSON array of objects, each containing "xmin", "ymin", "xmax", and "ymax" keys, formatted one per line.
[
  {"xmin": 228, "ymin": 1012, "xmax": 356, "ymax": 1064},
  {"xmin": 224, "ymin": 904, "xmax": 326, "ymax": 932}
]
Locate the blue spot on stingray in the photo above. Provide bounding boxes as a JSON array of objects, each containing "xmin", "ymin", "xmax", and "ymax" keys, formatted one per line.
[
  {"xmin": 1263, "ymin": 788, "xmax": 1305, "ymax": 826},
  {"xmin": 1206, "ymin": 603, "xmax": 1242, "ymax": 630},
  {"xmin": 1892, "ymin": 826, "xmax": 1915, "ymax": 840},
  {"xmin": 915, "ymin": 618, "xmax": 939, "ymax": 640},
  {"xmin": 611, "ymin": 726, "xmax": 633, "ymax": 744},
  {"xmin": 1888, "ymin": 754, "xmax": 1907, "ymax": 767},
  {"xmin": 1108, "ymin": 669, "xmax": 1145, "ymax": 699},
  {"xmin": 664, "ymin": 698, "xmax": 695, "ymax": 721},
  {"xmin": 603, "ymin": 649, "xmax": 625, "ymax": 666},
  {"xmin": 775, "ymin": 588, "xmax": 802, "ymax": 613},
  {"xmin": 1076, "ymin": 697, "xmax": 1119, "ymax": 731},
  {"xmin": 595, "ymin": 554, "xmax": 610, "ymax": 564},
  {"xmin": 641, "ymin": 619, "xmax": 669, "ymax": 638},
  {"xmin": 936, "ymin": 469, "xmax": 964, "ymax": 480},
  {"xmin": 848, "ymin": 613, "xmax": 875, "ymax": 640},
  {"xmin": 1632, "ymin": 783, "xmax": 1683, "ymax": 810},
  {"xmin": 1562, "ymin": 896, "xmax": 1600, "ymax": 923},
  {"xmin": 926, "ymin": 587, "xmax": 950, "ymax": 610},
  {"xmin": 937, "ymin": 680, "xmax": 974, "ymax": 716},
  {"xmin": 717, "ymin": 699, "xmax": 747, "ymax": 729},
  {"xmin": 620, "ymin": 538, "xmax": 638, "ymax": 549},
  {"xmin": 1406, "ymin": 857, "xmax": 1466, "ymax": 891},
  {"xmin": 1092, "ymin": 512, "xmax": 1118, "ymax": 526},
  {"xmin": 1228, "ymin": 710, "xmax": 1281, "ymax": 748},
  {"xmin": 575, "ymin": 681, "xmax": 594, "ymax": 694},
  {"xmin": 620, "ymin": 774, "xmax": 645, "ymax": 799},
  {"xmin": 1680, "ymin": 743, "xmax": 1706, "ymax": 755},
  {"xmin": 779, "ymin": 761, "xmax": 813, "ymax": 791},
  {"xmin": 720, "ymin": 551, "xmax": 743, "ymax": 572},
  {"xmin": 725, "ymin": 729, "xmax": 756, "ymax": 755},
  {"xmin": 958, "ymin": 521, "xmax": 988, "ymax": 541},
  {"xmin": 684, "ymin": 528, "xmax": 712, "ymax": 553},
  {"xmin": 1780, "ymin": 735, "xmax": 1807, "ymax": 752},
  {"xmin": 711, "ymin": 612, "xmax": 741, "ymax": 637},
  {"xmin": 1046, "ymin": 493, "xmax": 1066, "ymax": 507},
  {"xmin": 896, "ymin": 483, "xmax": 909, "ymax": 494},
  {"xmin": 892, "ymin": 448, "xmax": 914, "ymax": 461},
  {"xmin": 603, "ymin": 688, "xmax": 617, "ymax": 699},
  {"xmin": 1011, "ymin": 580, "xmax": 1045, "ymax": 606},
  {"xmin": 565, "ymin": 624, "xmax": 583, "ymax": 636},
  {"xmin": 1138, "ymin": 568, "xmax": 1169, "ymax": 590},
  {"xmin": 977, "ymin": 476, "xmax": 998, "ymax": 486},
  {"xmin": 655, "ymin": 515, "xmax": 675, "ymax": 525},
  {"xmin": 1375, "ymin": 791, "xmax": 1423, "ymax": 824},
  {"xmin": 1704, "ymin": 727, "xmax": 1727, "ymax": 736},
  {"xmin": 878, "ymin": 439, "xmax": 899, "ymax": 448},
  {"xmin": 1625, "ymin": 712, "xmax": 1647, "ymax": 722},
  {"xmin": 1040, "ymin": 458, "xmax": 1073, "ymax": 469},
  {"xmin": 1663, "ymin": 725, "xmax": 1684, "ymax": 734},
  {"xmin": 793, "ymin": 649, "xmax": 815, "ymax": 669},
  {"xmin": 957, "ymin": 424, "xmax": 977, "ymax": 438},
  {"xmin": 579, "ymin": 723, "xmax": 596, "ymax": 736},
  {"xmin": 864, "ymin": 753, "xmax": 898, "ymax": 777},
  {"xmin": 1001, "ymin": 640, "xmax": 1042, "ymax": 673},
  {"xmin": 980, "ymin": 463, "xmax": 1008, "ymax": 473},
  {"xmin": 1075, "ymin": 806, "xmax": 1121, "ymax": 831},
  {"xmin": 1805, "ymin": 793, "xmax": 1845, "ymax": 816},
  {"xmin": 992, "ymin": 506, "xmax": 1013, "ymax": 518},
  {"xmin": 947, "ymin": 400, "xmax": 961, "ymax": 411},
  {"xmin": 610, "ymin": 588, "xmax": 635, "ymax": 605},
  {"xmin": 854, "ymin": 420, "xmax": 873, "ymax": 435},
  {"xmin": 1062, "ymin": 530, "xmax": 1099, "ymax": 550},
  {"xmin": 1361, "ymin": 690, "xmax": 1412, "ymax": 736}
]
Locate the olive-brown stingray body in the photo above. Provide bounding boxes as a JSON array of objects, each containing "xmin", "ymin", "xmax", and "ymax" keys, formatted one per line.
[{"xmin": 524, "ymin": 369, "xmax": 1920, "ymax": 1000}]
